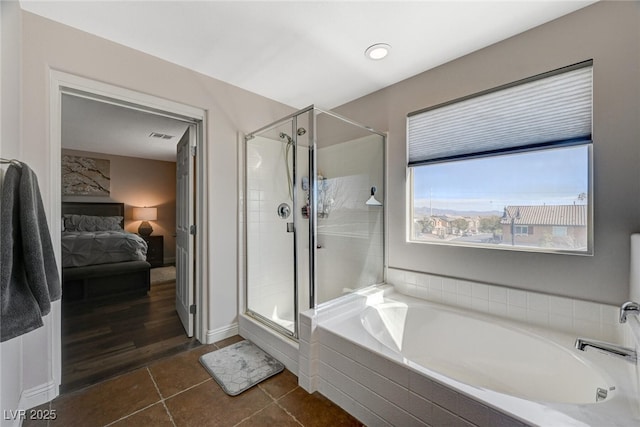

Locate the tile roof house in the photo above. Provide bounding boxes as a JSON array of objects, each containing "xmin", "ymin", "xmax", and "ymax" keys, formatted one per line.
[{"xmin": 500, "ymin": 205, "xmax": 588, "ymax": 250}]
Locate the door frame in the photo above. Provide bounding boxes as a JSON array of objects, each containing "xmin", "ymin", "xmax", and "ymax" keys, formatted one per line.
[{"xmin": 49, "ymin": 69, "xmax": 208, "ymax": 388}]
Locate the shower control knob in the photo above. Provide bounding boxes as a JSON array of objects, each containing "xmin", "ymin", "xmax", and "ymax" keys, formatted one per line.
[{"xmin": 277, "ymin": 203, "xmax": 291, "ymax": 219}]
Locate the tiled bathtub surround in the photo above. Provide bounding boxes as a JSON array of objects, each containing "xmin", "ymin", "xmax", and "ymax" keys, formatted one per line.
[
  {"xmin": 387, "ymin": 267, "xmax": 626, "ymax": 345},
  {"xmin": 299, "ymin": 286, "xmax": 640, "ymax": 427}
]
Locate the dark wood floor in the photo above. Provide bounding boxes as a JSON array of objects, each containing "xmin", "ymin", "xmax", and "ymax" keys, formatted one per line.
[{"xmin": 61, "ymin": 280, "xmax": 199, "ymax": 393}]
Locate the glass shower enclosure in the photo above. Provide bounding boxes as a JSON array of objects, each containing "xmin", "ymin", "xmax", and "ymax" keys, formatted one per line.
[{"xmin": 244, "ymin": 106, "xmax": 385, "ymax": 338}]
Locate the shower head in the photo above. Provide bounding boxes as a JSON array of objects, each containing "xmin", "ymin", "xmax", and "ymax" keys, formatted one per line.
[{"xmin": 279, "ymin": 132, "xmax": 293, "ymax": 144}]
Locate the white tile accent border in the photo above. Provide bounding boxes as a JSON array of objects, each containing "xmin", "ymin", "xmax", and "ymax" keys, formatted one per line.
[{"xmin": 387, "ymin": 267, "xmax": 627, "ymax": 345}]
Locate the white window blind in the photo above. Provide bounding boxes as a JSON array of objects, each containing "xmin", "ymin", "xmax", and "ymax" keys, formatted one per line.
[{"xmin": 407, "ymin": 61, "xmax": 593, "ymax": 167}]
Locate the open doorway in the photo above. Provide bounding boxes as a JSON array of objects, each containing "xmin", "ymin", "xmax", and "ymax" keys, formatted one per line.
[{"xmin": 55, "ymin": 84, "xmax": 204, "ymax": 392}]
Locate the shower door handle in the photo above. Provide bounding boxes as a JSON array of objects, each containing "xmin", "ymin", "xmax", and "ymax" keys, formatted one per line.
[{"xmin": 286, "ymin": 222, "xmax": 294, "ymax": 233}]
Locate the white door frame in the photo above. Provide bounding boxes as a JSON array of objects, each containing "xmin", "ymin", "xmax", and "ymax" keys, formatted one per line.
[{"xmin": 48, "ymin": 69, "xmax": 208, "ymax": 389}]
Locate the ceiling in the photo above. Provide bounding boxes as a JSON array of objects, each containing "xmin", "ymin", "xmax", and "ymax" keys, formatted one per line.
[
  {"xmin": 62, "ymin": 94, "xmax": 190, "ymax": 162},
  {"xmin": 22, "ymin": 0, "xmax": 597, "ymax": 161}
]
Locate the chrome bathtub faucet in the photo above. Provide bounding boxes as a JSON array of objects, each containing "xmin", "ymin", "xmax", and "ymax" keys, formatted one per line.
[
  {"xmin": 575, "ymin": 338, "xmax": 637, "ymax": 363},
  {"xmin": 574, "ymin": 301, "xmax": 640, "ymax": 363},
  {"xmin": 620, "ymin": 301, "xmax": 640, "ymax": 323}
]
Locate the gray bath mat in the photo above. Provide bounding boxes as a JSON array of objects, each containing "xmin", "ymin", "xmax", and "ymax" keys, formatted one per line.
[{"xmin": 199, "ymin": 340, "xmax": 284, "ymax": 396}]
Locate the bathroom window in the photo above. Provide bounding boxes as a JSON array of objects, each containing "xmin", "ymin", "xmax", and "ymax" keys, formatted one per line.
[{"xmin": 407, "ymin": 61, "xmax": 593, "ymax": 255}]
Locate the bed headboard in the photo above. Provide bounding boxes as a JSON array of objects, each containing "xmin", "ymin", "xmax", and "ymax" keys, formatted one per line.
[{"xmin": 62, "ymin": 202, "xmax": 125, "ymax": 228}]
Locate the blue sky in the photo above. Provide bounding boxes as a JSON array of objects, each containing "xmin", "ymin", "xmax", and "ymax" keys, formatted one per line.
[{"xmin": 413, "ymin": 145, "xmax": 589, "ymax": 213}]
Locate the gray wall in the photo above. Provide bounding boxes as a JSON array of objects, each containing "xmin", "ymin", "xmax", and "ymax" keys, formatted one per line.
[
  {"xmin": 335, "ymin": 1, "xmax": 640, "ymax": 305},
  {"xmin": 1, "ymin": 1, "xmax": 25, "ymax": 424},
  {"xmin": 20, "ymin": 9, "xmax": 293, "ymax": 338},
  {"xmin": 6, "ymin": 8, "xmax": 293, "ymax": 412}
]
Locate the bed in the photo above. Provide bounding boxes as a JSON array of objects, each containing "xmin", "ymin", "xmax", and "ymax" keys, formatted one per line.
[{"xmin": 61, "ymin": 202, "xmax": 151, "ymax": 302}]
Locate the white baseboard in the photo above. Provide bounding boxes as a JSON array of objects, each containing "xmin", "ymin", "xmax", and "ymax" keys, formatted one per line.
[
  {"xmin": 205, "ymin": 323, "xmax": 239, "ymax": 344},
  {"xmin": 5, "ymin": 381, "xmax": 59, "ymax": 426},
  {"xmin": 19, "ymin": 380, "xmax": 58, "ymax": 410}
]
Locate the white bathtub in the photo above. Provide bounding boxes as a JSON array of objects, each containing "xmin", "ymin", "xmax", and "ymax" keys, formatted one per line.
[
  {"xmin": 362, "ymin": 299, "xmax": 613, "ymax": 405},
  {"xmin": 299, "ymin": 286, "xmax": 640, "ymax": 426}
]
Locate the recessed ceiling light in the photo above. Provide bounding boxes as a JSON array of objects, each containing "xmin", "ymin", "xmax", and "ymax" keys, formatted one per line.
[{"xmin": 365, "ymin": 43, "xmax": 391, "ymax": 60}]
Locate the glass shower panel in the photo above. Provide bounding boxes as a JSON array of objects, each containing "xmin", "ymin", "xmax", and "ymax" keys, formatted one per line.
[
  {"xmin": 245, "ymin": 120, "xmax": 297, "ymax": 335},
  {"xmin": 314, "ymin": 111, "xmax": 385, "ymax": 305}
]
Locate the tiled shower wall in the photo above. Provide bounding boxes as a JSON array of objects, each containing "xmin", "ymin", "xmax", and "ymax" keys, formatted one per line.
[
  {"xmin": 246, "ymin": 137, "xmax": 296, "ymax": 322},
  {"xmin": 315, "ymin": 135, "xmax": 385, "ymax": 304},
  {"xmin": 245, "ymin": 133, "xmax": 384, "ymax": 322}
]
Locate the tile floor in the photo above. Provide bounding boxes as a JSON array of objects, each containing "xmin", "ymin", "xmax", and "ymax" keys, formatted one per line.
[{"xmin": 24, "ymin": 336, "xmax": 363, "ymax": 427}]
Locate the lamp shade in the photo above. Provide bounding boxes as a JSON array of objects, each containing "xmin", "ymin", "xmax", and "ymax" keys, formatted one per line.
[{"xmin": 133, "ymin": 207, "xmax": 157, "ymax": 221}]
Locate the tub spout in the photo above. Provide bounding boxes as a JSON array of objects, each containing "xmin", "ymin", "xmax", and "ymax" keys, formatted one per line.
[
  {"xmin": 575, "ymin": 338, "xmax": 637, "ymax": 363},
  {"xmin": 620, "ymin": 301, "xmax": 640, "ymax": 323}
]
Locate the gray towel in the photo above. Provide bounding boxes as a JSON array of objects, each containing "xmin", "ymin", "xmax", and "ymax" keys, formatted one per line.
[{"xmin": 1, "ymin": 163, "xmax": 61, "ymax": 342}]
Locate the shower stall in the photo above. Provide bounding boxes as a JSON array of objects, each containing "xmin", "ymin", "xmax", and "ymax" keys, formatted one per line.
[{"xmin": 244, "ymin": 105, "xmax": 385, "ymax": 339}]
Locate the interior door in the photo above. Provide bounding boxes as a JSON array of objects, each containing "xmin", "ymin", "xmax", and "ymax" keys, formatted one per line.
[{"xmin": 176, "ymin": 126, "xmax": 195, "ymax": 336}]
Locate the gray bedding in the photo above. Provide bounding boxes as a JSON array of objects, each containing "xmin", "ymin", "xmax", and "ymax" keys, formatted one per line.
[{"xmin": 62, "ymin": 231, "xmax": 148, "ymax": 268}]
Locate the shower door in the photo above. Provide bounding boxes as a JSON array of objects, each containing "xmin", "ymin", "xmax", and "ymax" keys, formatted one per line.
[{"xmin": 245, "ymin": 114, "xmax": 303, "ymax": 336}]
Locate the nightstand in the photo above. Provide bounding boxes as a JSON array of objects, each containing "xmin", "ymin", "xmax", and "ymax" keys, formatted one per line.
[{"xmin": 141, "ymin": 235, "xmax": 164, "ymax": 267}]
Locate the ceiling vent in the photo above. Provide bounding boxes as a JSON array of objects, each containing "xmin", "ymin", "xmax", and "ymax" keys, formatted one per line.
[{"xmin": 149, "ymin": 132, "xmax": 174, "ymax": 140}]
